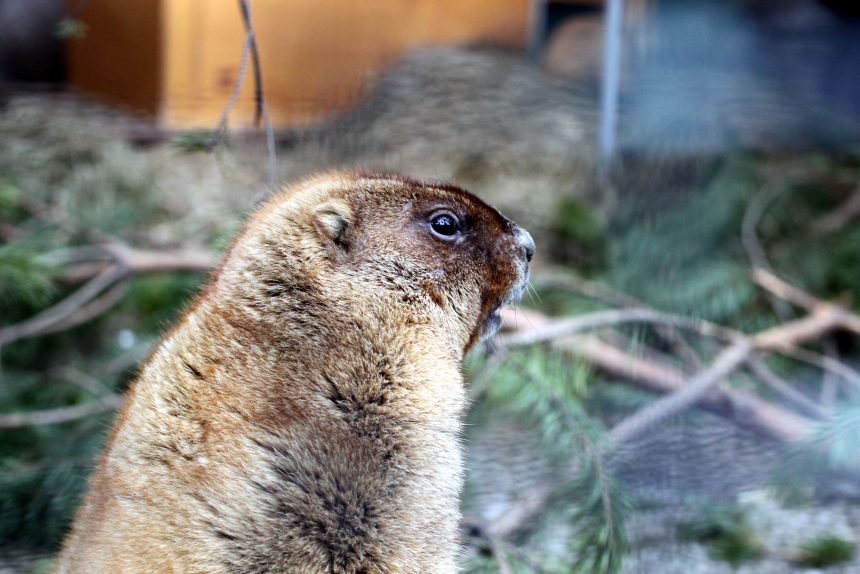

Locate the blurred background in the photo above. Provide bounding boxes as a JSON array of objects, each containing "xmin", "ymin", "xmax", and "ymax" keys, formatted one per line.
[{"xmin": 2, "ymin": 0, "xmax": 860, "ymax": 572}]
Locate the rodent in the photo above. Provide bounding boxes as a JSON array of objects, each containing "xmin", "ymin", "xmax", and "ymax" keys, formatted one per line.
[{"xmin": 54, "ymin": 172, "xmax": 535, "ymax": 573}]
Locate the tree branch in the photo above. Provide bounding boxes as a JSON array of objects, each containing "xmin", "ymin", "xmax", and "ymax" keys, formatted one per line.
[
  {"xmin": 607, "ymin": 340, "xmax": 754, "ymax": 446},
  {"xmin": 742, "ymin": 184, "xmax": 792, "ymax": 320},
  {"xmin": 811, "ymin": 184, "xmax": 860, "ymax": 236},
  {"xmin": 59, "ymin": 245, "xmax": 218, "ymax": 283},
  {"xmin": 497, "ymin": 308, "xmax": 734, "ymax": 348},
  {"xmin": 0, "ymin": 395, "xmax": 123, "ymax": 428},
  {"xmin": 0, "ymin": 264, "xmax": 127, "ymax": 347},
  {"xmin": 209, "ymin": 0, "xmax": 277, "ymax": 189},
  {"xmin": 752, "ymin": 268, "xmax": 860, "ymax": 335},
  {"xmin": 747, "ymin": 357, "xmax": 828, "ymax": 419}
]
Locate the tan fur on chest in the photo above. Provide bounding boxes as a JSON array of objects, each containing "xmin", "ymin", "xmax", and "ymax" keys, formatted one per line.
[{"xmin": 55, "ymin": 172, "xmax": 533, "ymax": 574}]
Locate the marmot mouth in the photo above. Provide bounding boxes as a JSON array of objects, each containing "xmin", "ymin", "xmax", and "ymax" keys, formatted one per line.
[{"xmin": 477, "ymin": 270, "xmax": 530, "ymax": 343}]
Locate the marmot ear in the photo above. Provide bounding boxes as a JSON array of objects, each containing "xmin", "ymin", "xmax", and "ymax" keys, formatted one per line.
[{"xmin": 312, "ymin": 201, "xmax": 352, "ymax": 248}]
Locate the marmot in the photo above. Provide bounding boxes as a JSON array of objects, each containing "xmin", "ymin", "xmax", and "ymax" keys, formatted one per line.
[{"xmin": 54, "ymin": 172, "xmax": 534, "ymax": 573}]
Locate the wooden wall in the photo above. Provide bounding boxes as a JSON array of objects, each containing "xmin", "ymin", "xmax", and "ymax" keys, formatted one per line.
[
  {"xmin": 67, "ymin": 0, "xmax": 530, "ymax": 128},
  {"xmin": 66, "ymin": 0, "xmax": 162, "ymax": 117}
]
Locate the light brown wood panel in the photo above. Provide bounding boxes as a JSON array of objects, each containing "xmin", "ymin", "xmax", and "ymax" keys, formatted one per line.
[{"xmin": 67, "ymin": 0, "xmax": 530, "ymax": 129}]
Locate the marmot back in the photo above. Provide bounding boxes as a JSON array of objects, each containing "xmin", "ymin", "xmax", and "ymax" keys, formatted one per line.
[{"xmin": 55, "ymin": 172, "xmax": 534, "ymax": 574}]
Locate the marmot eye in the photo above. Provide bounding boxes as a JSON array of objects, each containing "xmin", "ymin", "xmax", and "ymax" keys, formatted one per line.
[{"xmin": 429, "ymin": 213, "xmax": 460, "ymax": 238}]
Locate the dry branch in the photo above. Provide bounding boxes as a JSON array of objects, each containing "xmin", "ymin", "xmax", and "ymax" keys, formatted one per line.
[
  {"xmin": 1, "ymin": 244, "xmax": 218, "ymax": 349},
  {"xmin": 498, "ymin": 300, "xmax": 857, "ymax": 444},
  {"xmin": 0, "ymin": 264, "xmax": 127, "ymax": 347},
  {"xmin": 753, "ymin": 269, "xmax": 860, "ymax": 335},
  {"xmin": 559, "ymin": 335, "xmax": 814, "ymax": 443},
  {"xmin": 497, "ymin": 308, "xmax": 734, "ymax": 348},
  {"xmin": 607, "ymin": 340, "xmax": 754, "ymax": 446},
  {"xmin": 534, "ymin": 269, "xmax": 706, "ymax": 369},
  {"xmin": 208, "ymin": 0, "xmax": 277, "ymax": 189},
  {"xmin": 752, "ymin": 269, "xmax": 824, "ymax": 311},
  {"xmin": 0, "ymin": 395, "xmax": 123, "ymax": 429},
  {"xmin": 742, "ymin": 184, "xmax": 792, "ymax": 319},
  {"xmin": 811, "ymin": 184, "xmax": 860, "ymax": 236},
  {"xmin": 747, "ymin": 358, "xmax": 828, "ymax": 419},
  {"xmin": 60, "ymin": 245, "xmax": 218, "ymax": 283},
  {"xmin": 486, "ymin": 270, "xmax": 860, "ymax": 540}
]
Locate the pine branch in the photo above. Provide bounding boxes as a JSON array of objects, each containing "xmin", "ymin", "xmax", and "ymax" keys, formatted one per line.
[
  {"xmin": 485, "ymin": 269, "xmax": 860, "ymax": 542},
  {"xmin": 477, "ymin": 350, "xmax": 628, "ymax": 573}
]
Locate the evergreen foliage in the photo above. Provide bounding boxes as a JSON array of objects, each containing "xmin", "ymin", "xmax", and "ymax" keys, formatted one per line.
[
  {"xmin": 0, "ymin": 243, "xmax": 56, "ymax": 311},
  {"xmin": 468, "ymin": 350, "xmax": 630, "ymax": 573},
  {"xmin": 0, "ymin": 272, "xmax": 204, "ymax": 549},
  {"xmin": 774, "ymin": 399, "xmax": 860, "ymax": 496},
  {"xmin": 608, "ymin": 159, "xmax": 759, "ymax": 324}
]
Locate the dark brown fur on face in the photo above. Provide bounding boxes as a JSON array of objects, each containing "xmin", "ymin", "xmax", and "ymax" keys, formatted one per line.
[{"xmin": 54, "ymin": 172, "xmax": 533, "ymax": 574}]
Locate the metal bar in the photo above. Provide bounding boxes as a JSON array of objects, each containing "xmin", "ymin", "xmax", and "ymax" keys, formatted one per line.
[{"xmin": 599, "ymin": 0, "xmax": 625, "ymax": 176}]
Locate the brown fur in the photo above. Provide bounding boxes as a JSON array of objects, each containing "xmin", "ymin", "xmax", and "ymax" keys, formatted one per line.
[{"xmin": 54, "ymin": 172, "xmax": 533, "ymax": 573}]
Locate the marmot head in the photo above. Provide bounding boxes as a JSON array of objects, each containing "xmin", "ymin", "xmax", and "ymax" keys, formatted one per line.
[{"xmin": 221, "ymin": 172, "xmax": 534, "ymax": 354}]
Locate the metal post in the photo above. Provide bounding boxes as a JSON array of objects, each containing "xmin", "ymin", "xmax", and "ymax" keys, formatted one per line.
[
  {"xmin": 527, "ymin": 0, "xmax": 548, "ymax": 62},
  {"xmin": 599, "ymin": 0, "xmax": 625, "ymax": 178}
]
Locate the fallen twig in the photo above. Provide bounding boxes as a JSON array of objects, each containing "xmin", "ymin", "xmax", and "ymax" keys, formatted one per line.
[
  {"xmin": 59, "ymin": 244, "xmax": 218, "ymax": 283},
  {"xmin": 753, "ymin": 269, "xmax": 860, "ymax": 335},
  {"xmin": 607, "ymin": 340, "xmax": 754, "ymax": 446},
  {"xmin": 0, "ymin": 395, "xmax": 123, "ymax": 429},
  {"xmin": 811, "ymin": 184, "xmax": 860, "ymax": 236},
  {"xmin": 742, "ymin": 184, "xmax": 792, "ymax": 320},
  {"xmin": 534, "ymin": 269, "xmax": 705, "ymax": 369},
  {"xmin": 752, "ymin": 269, "xmax": 825, "ymax": 312},
  {"xmin": 747, "ymin": 357, "xmax": 828, "ymax": 420},
  {"xmin": 0, "ymin": 244, "xmax": 217, "ymax": 355},
  {"xmin": 0, "ymin": 264, "xmax": 127, "ymax": 347},
  {"xmin": 497, "ymin": 308, "xmax": 734, "ymax": 348}
]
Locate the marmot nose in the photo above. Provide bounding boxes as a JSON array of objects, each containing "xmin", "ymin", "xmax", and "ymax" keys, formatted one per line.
[{"xmin": 515, "ymin": 227, "xmax": 535, "ymax": 262}]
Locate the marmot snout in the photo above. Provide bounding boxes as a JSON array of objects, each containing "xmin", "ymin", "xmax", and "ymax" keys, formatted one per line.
[{"xmin": 55, "ymin": 172, "xmax": 534, "ymax": 574}]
